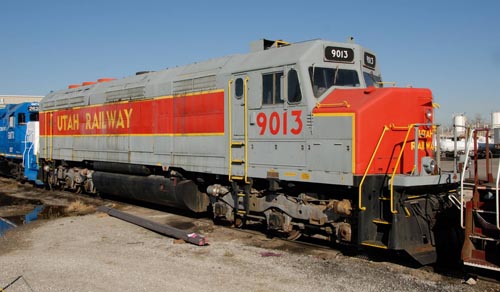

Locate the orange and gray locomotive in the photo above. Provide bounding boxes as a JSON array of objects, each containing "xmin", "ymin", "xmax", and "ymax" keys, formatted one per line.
[{"xmin": 37, "ymin": 38, "xmax": 458, "ymax": 264}]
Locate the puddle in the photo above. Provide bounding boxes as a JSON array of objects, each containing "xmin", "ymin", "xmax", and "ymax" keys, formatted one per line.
[{"xmin": 0, "ymin": 192, "xmax": 72, "ymax": 236}]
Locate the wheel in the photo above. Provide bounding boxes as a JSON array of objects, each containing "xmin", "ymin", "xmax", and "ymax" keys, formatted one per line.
[{"xmin": 286, "ymin": 229, "xmax": 302, "ymax": 241}]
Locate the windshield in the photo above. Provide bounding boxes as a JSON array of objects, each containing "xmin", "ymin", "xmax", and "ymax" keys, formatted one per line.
[
  {"xmin": 309, "ymin": 67, "xmax": 360, "ymax": 98},
  {"xmin": 363, "ymin": 72, "xmax": 383, "ymax": 88}
]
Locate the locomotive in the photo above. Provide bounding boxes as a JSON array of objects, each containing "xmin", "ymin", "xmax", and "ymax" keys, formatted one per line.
[
  {"xmin": 36, "ymin": 38, "xmax": 458, "ymax": 264},
  {"xmin": 0, "ymin": 102, "xmax": 40, "ymax": 183}
]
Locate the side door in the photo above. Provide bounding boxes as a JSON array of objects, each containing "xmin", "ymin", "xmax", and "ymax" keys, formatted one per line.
[{"xmin": 228, "ymin": 74, "xmax": 249, "ymax": 181}]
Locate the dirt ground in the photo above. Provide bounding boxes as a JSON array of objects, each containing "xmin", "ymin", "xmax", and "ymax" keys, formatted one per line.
[{"xmin": 0, "ymin": 179, "xmax": 499, "ymax": 292}]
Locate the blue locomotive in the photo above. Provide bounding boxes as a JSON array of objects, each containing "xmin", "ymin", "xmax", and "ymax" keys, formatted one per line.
[{"xmin": 0, "ymin": 102, "xmax": 41, "ymax": 184}]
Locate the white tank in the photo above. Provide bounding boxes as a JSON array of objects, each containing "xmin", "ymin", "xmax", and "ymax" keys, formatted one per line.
[
  {"xmin": 453, "ymin": 114, "xmax": 466, "ymax": 136},
  {"xmin": 492, "ymin": 112, "xmax": 500, "ymax": 129},
  {"xmin": 495, "ymin": 128, "xmax": 500, "ymax": 145}
]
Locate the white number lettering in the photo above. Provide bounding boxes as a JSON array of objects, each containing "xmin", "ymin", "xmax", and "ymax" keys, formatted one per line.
[{"xmin": 331, "ymin": 49, "xmax": 349, "ymax": 59}]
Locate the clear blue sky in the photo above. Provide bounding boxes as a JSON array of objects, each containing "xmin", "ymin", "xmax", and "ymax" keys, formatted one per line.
[{"xmin": 1, "ymin": 0, "xmax": 499, "ymax": 126}]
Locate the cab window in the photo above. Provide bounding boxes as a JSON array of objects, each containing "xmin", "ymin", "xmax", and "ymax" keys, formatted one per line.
[
  {"xmin": 262, "ymin": 72, "xmax": 284, "ymax": 105},
  {"xmin": 287, "ymin": 69, "xmax": 302, "ymax": 103},
  {"xmin": 363, "ymin": 72, "xmax": 383, "ymax": 88},
  {"xmin": 29, "ymin": 112, "xmax": 39, "ymax": 121},
  {"xmin": 18, "ymin": 113, "xmax": 26, "ymax": 124},
  {"xmin": 309, "ymin": 67, "xmax": 360, "ymax": 97},
  {"xmin": 235, "ymin": 78, "xmax": 244, "ymax": 98}
]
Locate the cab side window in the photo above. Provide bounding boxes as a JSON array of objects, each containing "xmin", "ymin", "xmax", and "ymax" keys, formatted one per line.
[
  {"xmin": 18, "ymin": 113, "xmax": 26, "ymax": 125},
  {"xmin": 262, "ymin": 72, "xmax": 284, "ymax": 105},
  {"xmin": 287, "ymin": 69, "xmax": 302, "ymax": 103},
  {"xmin": 30, "ymin": 113, "xmax": 39, "ymax": 122}
]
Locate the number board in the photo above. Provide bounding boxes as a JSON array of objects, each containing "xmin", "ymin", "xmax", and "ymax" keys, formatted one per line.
[
  {"xmin": 28, "ymin": 105, "xmax": 39, "ymax": 112},
  {"xmin": 324, "ymin": 46, "xmax": 354, "ymax": 63},
  {"xmin": 364, "ymin": 52, "xmax": 376, "ymax": 69}
]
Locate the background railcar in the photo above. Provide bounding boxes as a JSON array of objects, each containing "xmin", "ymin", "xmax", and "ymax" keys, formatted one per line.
[
  {"xmin": 38, "ymin": 39, "xmax": 458, "ymax": 264},
  {"xmin": 0, "ymin": 102, "xmax": 40, "ymax": 183}
]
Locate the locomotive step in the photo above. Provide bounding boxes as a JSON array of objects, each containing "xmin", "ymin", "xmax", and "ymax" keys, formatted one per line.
[
  {"xmin": 463, "ymin": 259, "xmax": 500, "ymax": 272},
  {"xmin": 361, "ymin": 240, "xmax": 388, "ymax": 249},
  {"xmin": 474, "ymin": 209, "xmax": 497, "ymax": 214},
  {"xmin": 231, "ymin": 142, "xmax": 245, "ymax": 147},
  {"xmin": 231, "ymin": 159, "xmax": 245, "ymax": 164},
  {"xmin": 469, "ymin": 234, "xmax": 500, "ymax": 242},
  {"xmin": 372, "ymin": 218, "xmax": 391, "ymax": 225}
]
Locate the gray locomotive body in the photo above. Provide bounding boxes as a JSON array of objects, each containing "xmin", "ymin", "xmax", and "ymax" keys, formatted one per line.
[{"xmin": 38, "ymin": 39, "xmax": 458, "ymax": 264}]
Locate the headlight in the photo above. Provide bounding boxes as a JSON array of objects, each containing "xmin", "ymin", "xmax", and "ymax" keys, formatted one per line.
[{"xmin": 426, "ymin": 109, "xmax": 432, "ymax": 121}]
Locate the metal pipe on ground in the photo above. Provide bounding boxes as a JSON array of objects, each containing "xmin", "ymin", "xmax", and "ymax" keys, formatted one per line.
[{"xmin": 97, "ymin": 206, "xmax": 207, "ymax": 246}]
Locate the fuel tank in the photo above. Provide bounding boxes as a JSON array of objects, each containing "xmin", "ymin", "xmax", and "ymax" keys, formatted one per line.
[{"xmin": 92, "ymin": 172, "xmax": 209, "ymax": 213}]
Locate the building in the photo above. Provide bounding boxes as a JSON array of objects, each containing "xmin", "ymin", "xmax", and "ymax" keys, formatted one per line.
[{"xmin": 0, "ymin": 95, "xmax": 44, "ymax": 108}]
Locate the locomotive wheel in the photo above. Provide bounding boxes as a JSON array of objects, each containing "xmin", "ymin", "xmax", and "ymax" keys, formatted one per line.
[
  {"xmin": 286, "ymin": 229, "xmax": 302, "ymax": 241},
  {"xmin": 234, "ymin": 217, "xmax": 244, "ymax": 228}
]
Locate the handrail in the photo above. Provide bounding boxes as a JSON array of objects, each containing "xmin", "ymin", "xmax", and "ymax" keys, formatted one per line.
[
  {"xmin": 227, "ymin": 80, "xmax": 234, "ymax": 181},
  {"xmin": 49, "ymin": 112, "xmax": 53, "ymax": 161},
  {"xmin": 22, "ymin": 129, "xmax": 29, "ymax": 167},
  {"xmin": 315, "ymin": 100, "xmax": 350, "ymax": 109},
  {"xmin": 358, "ymin": 125, "xmax": 389, "ymax": 211},
  {"xmin": 376, "ymin": 81, "xmax": 396, "ymax": 87},
  {"xmin": 460, "ymin": 128, "xmax": 474, "ymax": 229},
  {"xmin": 389, "ymin": 124, "xmax": 415, "ymax": 214},
  {"xmin": 43, "ymin": 112, "xmax": 47, "ymax": 159},
  {"xmin": 243, "ymin": 77, "xmax": 249, "ymax": 184},
  {"xmin": 496, "ymin": 156, "xmax": 499, "ymax": 229}
]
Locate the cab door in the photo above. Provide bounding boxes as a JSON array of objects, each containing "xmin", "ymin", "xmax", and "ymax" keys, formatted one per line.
[{"xmin": 247, "ymin": 66, "xmax": 307, "ymax": 172}]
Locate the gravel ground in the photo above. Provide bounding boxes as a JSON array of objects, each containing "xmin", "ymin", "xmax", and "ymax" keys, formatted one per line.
[
  {"xmin": 0, "ymin": 176, "xmax": 499, "ymax": 292},
  {"xmin": 1, "ymin": 210, "xmax": 498, "ymax": 292}
]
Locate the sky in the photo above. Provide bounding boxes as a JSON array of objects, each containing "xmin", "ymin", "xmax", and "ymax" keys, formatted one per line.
[{"xmin": 1, "ymin": 0, "xmax": 499, "ymax": 126}]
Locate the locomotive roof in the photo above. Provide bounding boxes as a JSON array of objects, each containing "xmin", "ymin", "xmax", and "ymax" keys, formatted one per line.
[{"xmin": 42, "ymin": 39, "xmax": 375, "ymax": 110}]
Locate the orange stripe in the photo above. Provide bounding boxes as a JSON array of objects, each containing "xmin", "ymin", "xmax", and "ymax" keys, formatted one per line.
[{"xmin": 40, "ymin": 91, "xmax": 225, "ymax": 136}]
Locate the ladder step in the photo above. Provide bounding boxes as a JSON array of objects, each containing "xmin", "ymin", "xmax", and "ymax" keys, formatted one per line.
[
  {"xmin": 469, "ymin": 234, "xmax": 500, "ymax": 242},
  {"xmin": 237, "ymin": 210, "xmax": 247, "ymax": 215},
  {"xmin": 379, "ymin": 197, "xmax": 390, "ymax": 201},
  {"xmin": 372, "ymin": 218, "xmax": 391, "ymax": 225},
  {"xmin": 474, "ymin": 209, "xmax": 497, "ymax": 214},
  {"xmin": 237, "ymin": 193, "xmax": 246, "ymax": 197},
  {"xmin": 230, "ymin": 176, "xmax": 244, "ymax": 180},
  {"xmin": 231, "ymin": 159, "xmax": 245, "ymax": 164},
  {"xmin": 361, "ymin": 240, "xmax": 388, "ymax": 249},
  {"xmin": 231, "ymin": 142, "xmax": 245, "ymax": 147}
]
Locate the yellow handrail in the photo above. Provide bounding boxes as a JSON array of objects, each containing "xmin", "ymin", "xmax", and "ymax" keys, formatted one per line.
[
  {"xmin": 243, "ymin": 77, "xmax": 249, "ymax": 184},
  {"xmin": 389, "ymin": 124, "xmax": 415, "ymax": 214},
  {"xmin": 49, "ymin": 112, "xmax": 53, "ymax": 161},
  {"xmin": 315, "ymin": 100, "xmax": 350, "ymax": 109},
  {"xmin": 358, "ymin": 125, "xmax": 389, "ymax": 211},
  {"xmin": 227, "ymin": 80, "xmax": 234, "ymax": 181}
]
